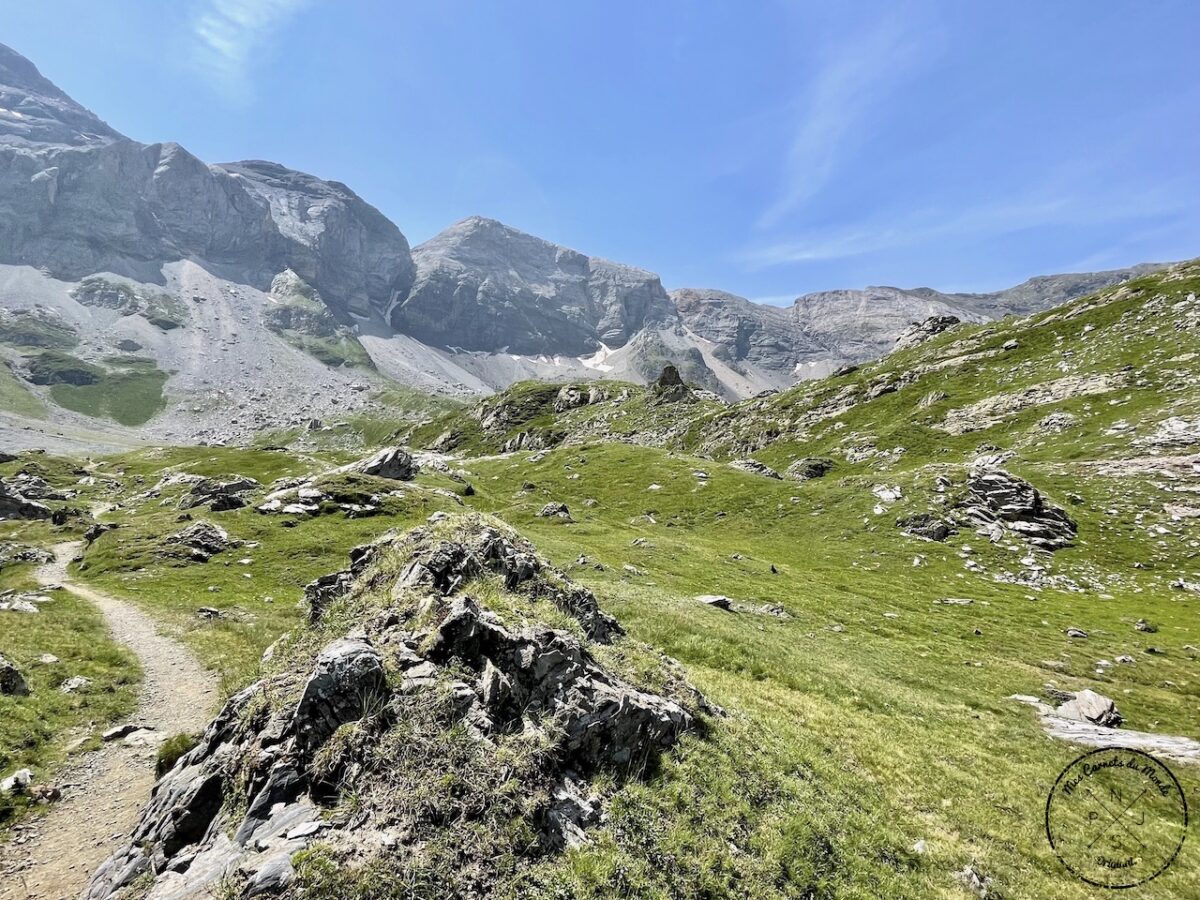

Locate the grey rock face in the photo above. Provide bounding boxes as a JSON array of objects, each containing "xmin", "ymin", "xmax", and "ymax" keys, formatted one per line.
[
  {"xmin": 892, "ymin": 315, "xmax": 962, "ymax": 352},
  {"xmin": 392, "ymin": 217, "xmax": 675, "ymax": 355},
  {"xmin": 0, "ymin": 43, "xmax": 122, "ymax": 146},
  {"xmin": 672, "ymin": 288, "xmax": 801, "ymax": 373},
  {"xmin": 0, "ymin": 44, "xmax": 414, "ymax": 321}
]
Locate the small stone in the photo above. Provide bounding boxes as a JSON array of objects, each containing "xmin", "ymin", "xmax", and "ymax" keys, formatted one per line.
[
  {"xmin": 58, "ymin": 675, "xmax": 92, "ymax": 694},
  {"xmin": 103, "ymin": 723, "xmax": 141, "ymax": 742},
  {"xmin": 0, "ymin": 768, "xmax": 34, "ymax": 796}
]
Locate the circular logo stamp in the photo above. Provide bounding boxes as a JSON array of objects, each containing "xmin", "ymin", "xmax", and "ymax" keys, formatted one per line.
[{"xmin": 1046, "ymin": 747, "xmax": 1188, "ymax": 888}]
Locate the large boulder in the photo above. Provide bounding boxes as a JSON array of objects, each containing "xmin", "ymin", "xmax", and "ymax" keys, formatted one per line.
[
  {"xmin": 181, "ymin": 477, "xmax": 260, "ymax": 512},
  {"xmin": 1054, "ymin": 689, "xmax": 1123, "ymax": 728},
  {"xmin": 0, "ymin": 653, "xmax": 29, "ymax": 696},
  {"xmin": 343, "ymin": 446, "xmax": 418, "ymax": 481},
  {"xmin": 166, "ymin": 521, "xmax": 237, "ymax": 562},
  {"xmin": 785, "ymin": 457, "xmax": 834, "ymax": 481},
  {"xmin": 897, "ymin": 513, "xmax": 956, "ymax": 542},
  {"xmin": 538, "ymin": 501, "xmax": 573, "ymax": 521}
]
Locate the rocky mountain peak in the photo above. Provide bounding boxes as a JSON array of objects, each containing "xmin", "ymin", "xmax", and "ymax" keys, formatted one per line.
[
  {"xmin": 0, "ymin": 43, "xmax": 123, "ymax": 146},
  {"xmin": 393, "ymin": 217, "xmax": 675, "ymax": 355}
]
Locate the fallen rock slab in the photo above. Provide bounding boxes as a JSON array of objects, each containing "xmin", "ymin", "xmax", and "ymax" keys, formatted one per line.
[{"xmin": 1011, "ymin": 695, "xmax": 1200, "ymax": 765}]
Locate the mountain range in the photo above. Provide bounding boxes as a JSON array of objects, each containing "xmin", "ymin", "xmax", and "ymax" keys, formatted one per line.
[{"xmin": 0, "ymin": 43, "xmax": 1163, "ymax": 448}]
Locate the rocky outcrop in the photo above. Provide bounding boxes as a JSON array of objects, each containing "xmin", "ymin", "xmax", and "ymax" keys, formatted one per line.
[
  {"xmin": 897, "ymin": 513, "xmax": 956, "ymax": 542},
  {"xmin": 785, "ymin": 457, "xmax": 834, "ymax": 481},
  {"xmin": 0, "ymin": 542, "xmax": 54, "ymax": 565},
  {"xmin": 180, "ymin": 476, "xmax": 260, "ymax": 512},
  {"xmin": 652, "ymin": 364, "xmax": 691, "ymax": 403},
  {"xmin": 892, "ymin": 315, "xmax": 962, "ymax": 352},
  {"xmin": 729, "ymin": 459, "xmax": 781, "ymax": 479},
  {"xmin": 0, "ymin": 481, "xmax": 52, "ymax": 519},
  {"xmin": 553, "ymin": 383, "xmax": 610, "ymax": 413},
  {"xmin": 938, "ymin": 374, "xmax": 1123, "ymax": 435},
  {"xmin": 538, "ymin": 501, "xmax": 573, "ymax": 521},
  {"xmin": 671, "ymin": 288, "xmax": 802, "ymax": 373},
  {"xmin": 86, "ymin": 518, "xmax": 701, "ymax": 899},
  {"xmin": 0, "ymin": 652, "xmax": 29, "ymax": 696},
  {"xmin": 958, "ymin": 467, "xmax": 1076, "ymax": 550},
  {"xmin": 1055, "ymin": 689, "xmax": 1123, "ymax": 728}
]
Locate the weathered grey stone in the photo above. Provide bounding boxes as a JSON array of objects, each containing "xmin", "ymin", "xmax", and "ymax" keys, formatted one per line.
[
  {"xmin": 785, "ymin": 457, "xmax": 834, "ymax": 481},
  {"xmin": 958, "ymin": 468, "xmax": 1076, "ymax": 550},
  {"xmin": 729, "ymin": 459, "xmax": 781, "ymax": 479},
  {"xmin": 0, "ymin": 481, "xmax": 52, "ymax": 519},
  {"xmin": 346, "ymin": 446, "xmax": 418, "ymax": 481},
  {"xmin": 0, "ymin": 767, "xmax": 34, "ymax": 796},
  {"xmin": 897, "ymin": 513, "xmax": 956, "ymax": 542},
  {"xmin": 86, "ymin": 519, "xmax": 698, "ymax": 898},
  {"xmin": 892, "ymin": 315, "xmax": 961, "ymax": 352},
  {"xmin": 0, "ymin": 652, "xmax": 29, "ymax": 696},
  {"xmin": 181, "ymin": 477, "xmax": 260, "ymax": 512},
  {"xmin": 166, "ymin": 521, "xmax": 236, "ymax": 562},
  {"xmin": 538, "ymin": 501, "xmax": 573, "ymax": 520},
  {"xmin": 393, "ymin": 216, "xmax": 674, "ymax": 355},
  {"xmin": 1056, "ymin": 689, "xmax": 1123, "ymax": 728}
]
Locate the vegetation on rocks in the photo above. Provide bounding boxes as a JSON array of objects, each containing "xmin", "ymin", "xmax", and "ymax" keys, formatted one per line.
[
  {"xmin": 264, "ymin": 272, "xmax": 374, "ymax": 369},
  {"xmin": 71, "ymin": 276, "xmax": 189, "ymax": 330}
]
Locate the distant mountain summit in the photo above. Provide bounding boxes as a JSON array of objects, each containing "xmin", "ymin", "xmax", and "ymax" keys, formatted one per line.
[
  {"xmin": 394, "ymin": 217, "xmax": 675, "ymax": 356},
  {"xmin": 0, "ymin": 43, "xmax": 1171, "ymax": 450}
]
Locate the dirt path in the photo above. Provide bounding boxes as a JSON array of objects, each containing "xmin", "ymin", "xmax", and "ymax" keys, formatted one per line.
[{"xmin": 0, "ymin": 542, "xmax": 219, "ymax": 900}]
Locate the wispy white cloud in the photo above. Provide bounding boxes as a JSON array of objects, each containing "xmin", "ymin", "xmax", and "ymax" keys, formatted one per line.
[
  {"xmin": 190, "ymin": 0, "xmax": 310, "ymax": 101},
  {"xmin": 757, "ymin": 17, "xmax": 926, "ymax": 229},
  {"xmin": 741, "ymin": 180, "xmax": 1193, "ymax": 270}
]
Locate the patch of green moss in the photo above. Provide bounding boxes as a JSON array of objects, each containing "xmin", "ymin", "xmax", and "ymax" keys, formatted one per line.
[
  {"xmin": 0, "ymin": 310, "xmax": 79, "ymax": 349},
  {"xmin": 263, "ymin": 290, "xmax": 374, "ymax": 370},
  {"xmin": 36, "ymin": 355, "xmax": 168, "ymax": 426}
]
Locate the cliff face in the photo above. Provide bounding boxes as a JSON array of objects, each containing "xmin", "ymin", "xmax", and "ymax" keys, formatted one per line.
[
  {"xmin": 393, "ymin": 216, "xmax": 676, "ymax": 355},
  {"xmin": 0, "ymin": 44, "xmax": 415, "ymax": 321}
]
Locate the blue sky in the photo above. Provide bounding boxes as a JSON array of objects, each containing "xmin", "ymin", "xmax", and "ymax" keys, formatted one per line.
[{"xmin": 5, "ymin": 1, "xmax": 1199, "ymax": 302}]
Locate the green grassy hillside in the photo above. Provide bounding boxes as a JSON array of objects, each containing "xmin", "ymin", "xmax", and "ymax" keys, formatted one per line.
[{"xmin": 2, "ymin": 262, "xmax": 1197, "ymax": 896}]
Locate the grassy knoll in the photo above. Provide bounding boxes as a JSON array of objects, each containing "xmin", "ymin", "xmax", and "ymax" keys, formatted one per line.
[{"xmin": 0, "ymin": 553, "xmax": 139, "ymax": 827}]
